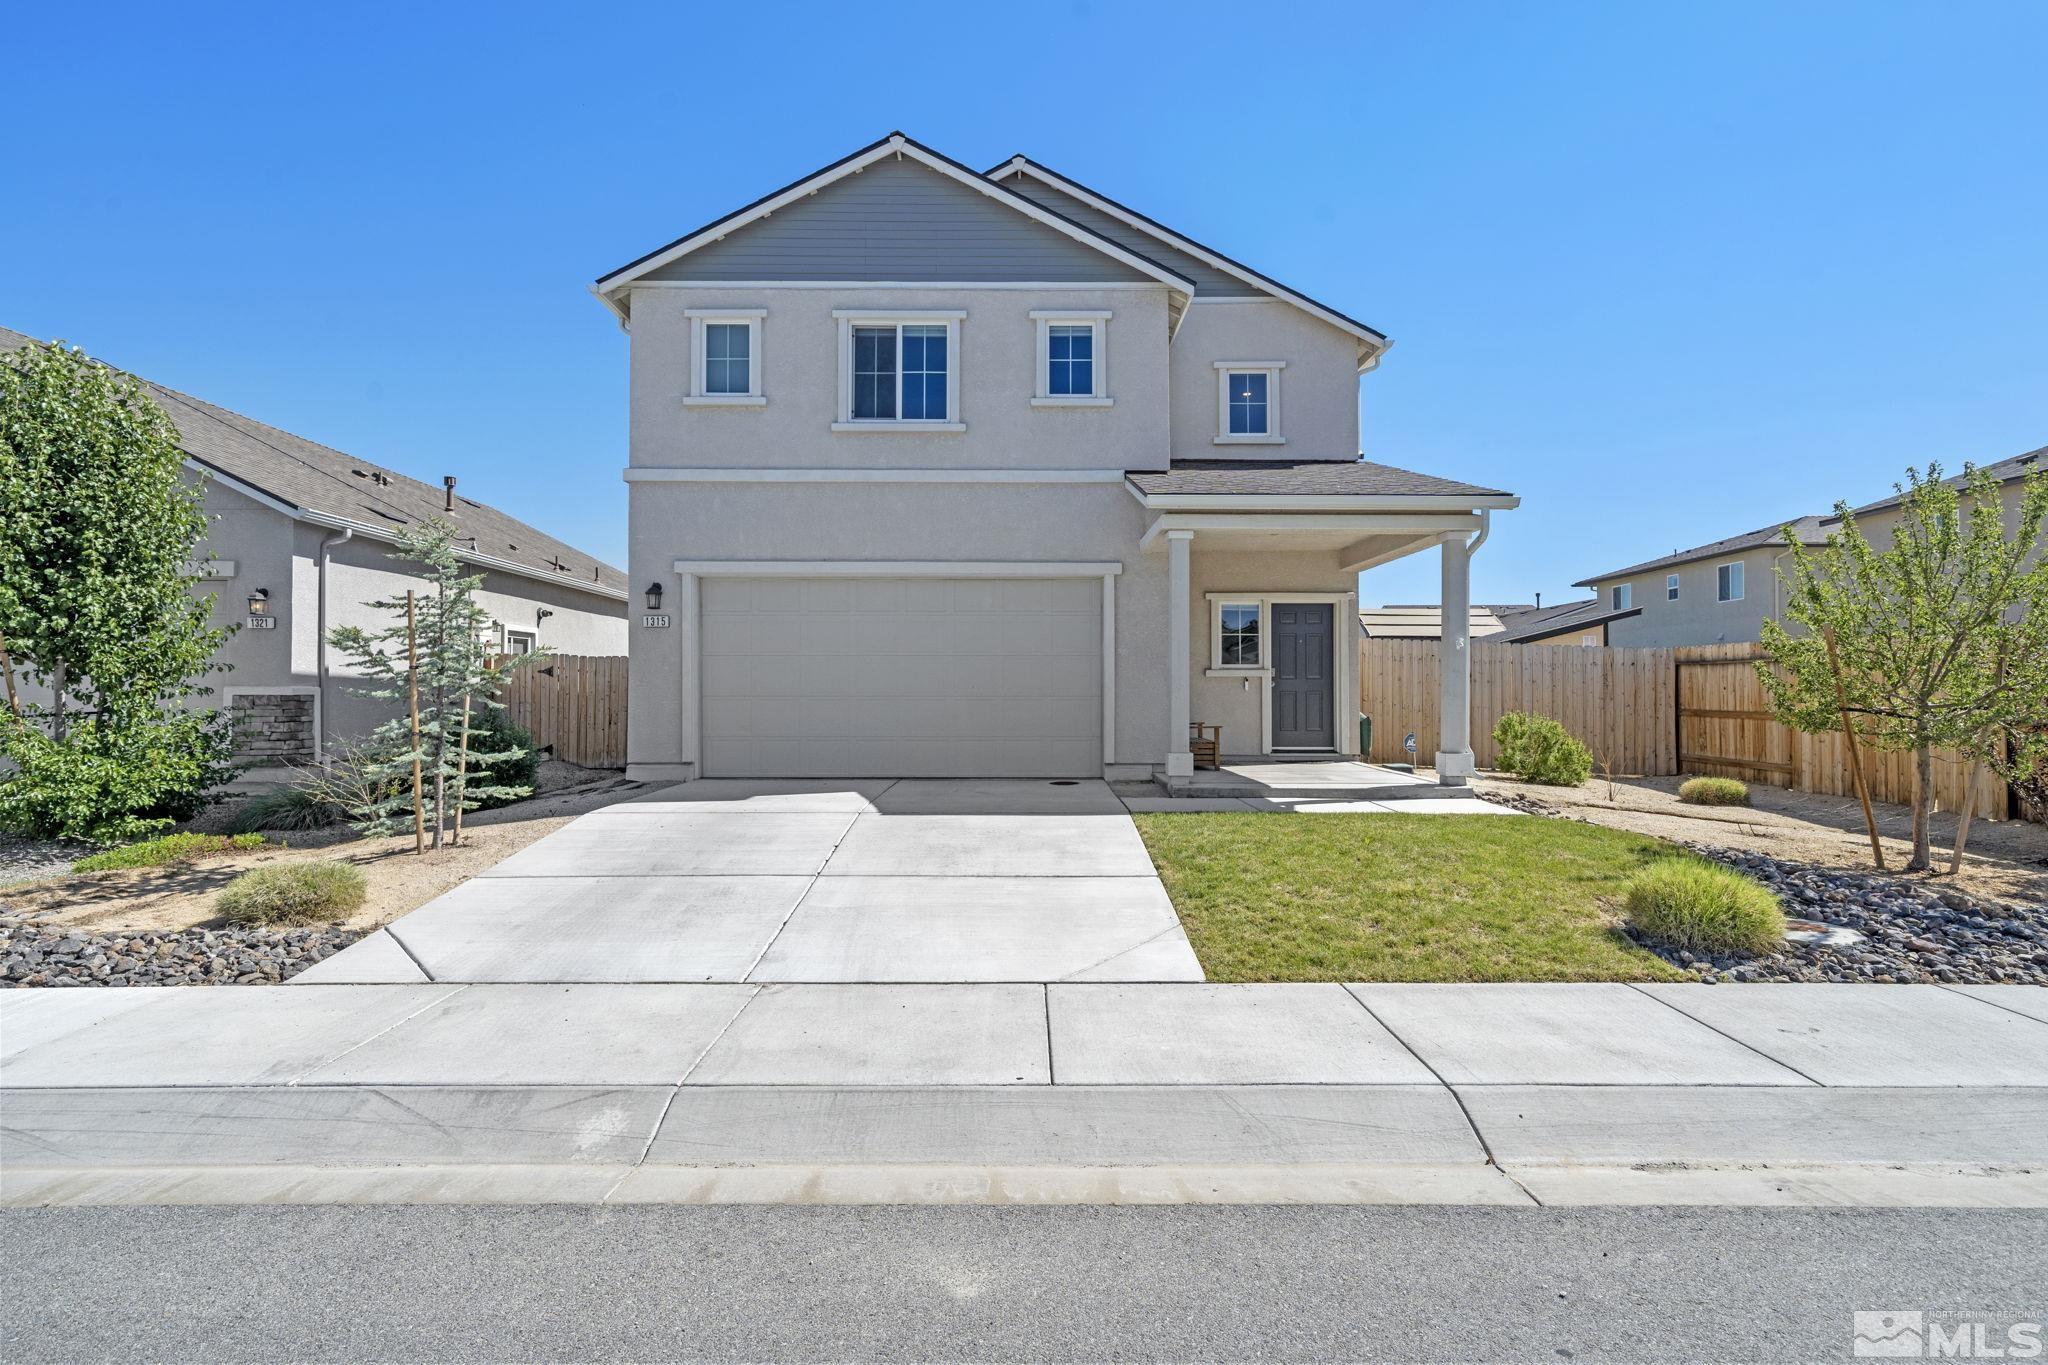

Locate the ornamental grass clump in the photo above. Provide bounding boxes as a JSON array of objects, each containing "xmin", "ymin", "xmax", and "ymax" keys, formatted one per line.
[
  {"xmin": 1678, "ymin": 776, "xmax": 1751, "ymax": 807},
  {"xmin": 216, "ymin": 861, "xmax": 367, "ymax": 926},
  {"xmin": 1491, "ymin": 711, "xmax": 1593, "ymax": 786},
  {"xmin": 1624, "ymin": 859, "xmax": 1786, "ymax": 957}
]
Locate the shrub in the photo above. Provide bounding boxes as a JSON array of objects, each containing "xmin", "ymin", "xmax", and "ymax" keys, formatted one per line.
[
  {"xmin": 460, "ymin": 711, "xmax": 538, "ymax": 811},
  {"xmin": 0, "ymin": 711, "xmax": 236, "ymax": 845},
  {"xmin": 1491, "ymin": 712, "xmax": 1593, "ymax": 786},
  {"xmin": 227, "ymin": 784, "xmax": 343, "ymax": 834},
  {"xmin": 216, "ymin": 861, "xmax": 367, "ymax": 925},
  {"xmin": 1625, "ymin": 859, "xmax": 1786, "ymax": 957},
  {"xmin": 74, "ymin": 831, "xmax": 265, "ymax": 872},
  {"xmin": 1678, "ymin": 776, "xmax": 1751, "ymax": 807}
]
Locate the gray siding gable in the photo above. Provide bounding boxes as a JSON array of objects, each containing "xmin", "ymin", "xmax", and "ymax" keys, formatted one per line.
[
  {"xmin": 999, "ymin": 171, "xmax": 1262, "ymax": 297},
  {"xmin": 643, "ymin": 157, "xmax": 1155, "ymax": 284}
]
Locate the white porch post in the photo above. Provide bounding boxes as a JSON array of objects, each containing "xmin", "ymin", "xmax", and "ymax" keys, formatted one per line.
[
  {"xmin": 1435, "ymin": 532, "xmax": 1475, "ymax": 785},
  {"xmin": 1165, "ymin": 529, "xmax": 1194, "ymax": 778}
]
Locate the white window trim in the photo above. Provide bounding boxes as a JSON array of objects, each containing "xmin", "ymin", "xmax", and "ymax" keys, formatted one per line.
[
  {"xmin": 1666, "ymin": 573, "xmax": 1680, "ymax": 601},
  {"xmin": 832, "ymin": 310, "xmax": 966, "ymax": 432},
  {"xmin": 501, "ymin": 626, "xmax": 538, "ymax": 655},
  {"xmin": 1201, "ymin": 590, "xmax": 1358, "ymax": 756},
  {"xmin": 1717, "ymin": 560, "xmax": 1746, "ymax": 603},
  {"xmin": 1612, "ymin": 583, "xmax": 1632, "ymax": 610},
  {"xmin": 1214, "ymin": 361, "xmax": 1286, "ymax": 445},
  {"xmin": 1030, "ymin": 310, "xmax": 1111, "ymax": 406},
  {"xmin": 1208, "ymin": 598, "xmax": 1267, "ymax": 672},
  {"xmin": 684, "ymin": 308, "xmax": 766, "ymax": 406}
]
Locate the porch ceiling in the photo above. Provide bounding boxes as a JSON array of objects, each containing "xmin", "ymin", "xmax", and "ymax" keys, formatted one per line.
[{"xmin": 1137, "ymin": 511, "xmax": 1476, "ymax": 573}]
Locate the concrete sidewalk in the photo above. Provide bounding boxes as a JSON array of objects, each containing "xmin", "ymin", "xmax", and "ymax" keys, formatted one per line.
[{"xmin": 4, "ymin": 982, "xmax": 2044, "ymax": 1207}]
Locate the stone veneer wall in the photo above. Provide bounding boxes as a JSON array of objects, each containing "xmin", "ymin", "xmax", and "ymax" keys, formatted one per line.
[{"xmin": 230, "ymin": 693, "xmax": 315, "ymax": 763}]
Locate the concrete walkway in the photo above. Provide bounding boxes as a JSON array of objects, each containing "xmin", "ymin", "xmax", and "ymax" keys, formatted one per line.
[
  {"xmin": 4, "ymin": 982, "xmax": 2045, "ymax": 1207},
  {"xmin": 302, "ymin": 779, "xmax": 1205, "ymax": 985}
]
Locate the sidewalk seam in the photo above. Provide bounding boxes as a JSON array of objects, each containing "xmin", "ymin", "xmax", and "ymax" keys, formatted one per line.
[
  {"xmin": 737, "ymin": 809, "xmax": 865, "ymax": 981},
  {"xmin": 1933, "ymin": 983, "xmax": 2048, "ymax": 1026},
  {"xmin": 284, "ymin": 984, "xmax": 470, "ymax": 1085},
  {"xmin": 379, "ymin": 926, "xmax": 437, "ymax": 982},
  {"xmin": 1623, "ymin": 983, "xmax": 1829, "ymax": 1087}
]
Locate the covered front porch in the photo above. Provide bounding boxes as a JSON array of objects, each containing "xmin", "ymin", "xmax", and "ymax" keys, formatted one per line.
[{"xmin": 1126, "ymin": 459, "xmax": 1519, "ymax": 790}]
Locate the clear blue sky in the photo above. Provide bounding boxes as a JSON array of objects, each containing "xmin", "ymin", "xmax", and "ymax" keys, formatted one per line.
[{"xmin": 7, "ymin": 1, "xmax": 2042, "ymax": 608}]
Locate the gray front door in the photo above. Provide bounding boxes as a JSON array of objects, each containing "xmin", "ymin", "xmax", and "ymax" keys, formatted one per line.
[{"xmin": 1272, "ymin": 603, "xmax": 1335, "ymax": 749}]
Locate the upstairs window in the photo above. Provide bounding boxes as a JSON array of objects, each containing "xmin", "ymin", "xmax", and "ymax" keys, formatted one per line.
[
  {"xmin": 1666, "ymin": 573, "xmax": 1680, "ymax": 601},
  {"xmin": 684, "ymin": 309, "xmax": 765, "ymax": 404},
  {"xmin": 1214, "ymin": 362, "xmax": 1285, "ymax": 443},
  {"xmin": 1612, "ymin": 583, "xmax": 1632, "ymax": 610},
  {"xmin": 1717, "ymin": 561, "xmax": 1745, "ymax": 602},
  {"xmin": 834, "ymin": 312, "xmax": 964, "ymax": 431},
  {"xmin": 1031, "ymin": 311, "xmax": 1110, "ymax": 405}
]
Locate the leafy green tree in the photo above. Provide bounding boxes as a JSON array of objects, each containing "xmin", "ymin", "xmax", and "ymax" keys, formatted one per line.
[
  {"xmin": 0, "ymin": 338, "xmax": 235, "ymax": 842},
  {"xmin": 326, "ymin": 518, "xmax": 534, "ymax": 847},
  {"xmin": 1762, "ymin": 463, "xmax": 2048, "ymax": 871}
]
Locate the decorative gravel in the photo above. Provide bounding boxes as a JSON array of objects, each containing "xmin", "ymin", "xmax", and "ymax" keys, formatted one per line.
[
  {"xmin": 1481, "ymin": 789, "xmax": 2048, "ymax": 984},
  {"xmin": 1, "ymin": 913, "xmax": 363, "ymax": 987},
  {"xmin": 0, "ymin": 835, "xmax": 88, "ymax": 887}
]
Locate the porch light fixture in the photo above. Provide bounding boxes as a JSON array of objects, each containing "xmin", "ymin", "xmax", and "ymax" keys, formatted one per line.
[
  {"xmin": 645, "ymin": 581, "xmax": 664, "ymax": 611},
  {"xmin": 246, "ymin": 588, "xmax": 270, "ymax": 615}
]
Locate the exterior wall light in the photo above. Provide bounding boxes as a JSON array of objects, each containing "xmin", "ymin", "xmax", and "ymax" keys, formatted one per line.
[
  {"xmin": 246, "ymin": 589, "xmax": 270, "ymax": 615},
  {"xmin": 645, "ymin": 581, "xmax": 664, "ymax": 610}
]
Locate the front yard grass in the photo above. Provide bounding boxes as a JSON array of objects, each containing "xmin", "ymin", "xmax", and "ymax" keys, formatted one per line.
[{"xmin": 1133, "ymin": 812, "xmax": 1693, "ymax": 983}]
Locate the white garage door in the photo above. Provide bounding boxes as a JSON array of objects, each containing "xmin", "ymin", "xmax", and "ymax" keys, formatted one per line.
[{"xmin": 699, "ymin": 576, "xmax": 1103, "ymax": 778}]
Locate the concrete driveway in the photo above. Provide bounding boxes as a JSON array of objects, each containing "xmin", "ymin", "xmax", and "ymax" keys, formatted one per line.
[{"xmin": 307, "ymin": 779, "xmax": 1204, "ymax": 985}]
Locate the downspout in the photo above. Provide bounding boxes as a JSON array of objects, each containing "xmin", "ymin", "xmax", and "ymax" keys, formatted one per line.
[
  {"xmin": 315, "ymin": 527, "xmax": 352, "ymax": 762},
  {"xmin": 1465, "ymin": 509, "xmax": 1492, "ymax": 557}
]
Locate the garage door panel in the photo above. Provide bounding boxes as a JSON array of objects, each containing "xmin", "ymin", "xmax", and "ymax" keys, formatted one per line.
[{"xmin": 700, "ymin": 575, "xmax": 1103, "ymax": 778}]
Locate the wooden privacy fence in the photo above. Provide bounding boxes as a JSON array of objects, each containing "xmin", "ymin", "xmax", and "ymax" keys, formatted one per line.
[
  {"xmin": 493, "ymin": 654, "xmax": 628, "ymax": 770},
  {"xmin": 1359, "ymin": 637, "xmax": 2011, "ymax": 820}
]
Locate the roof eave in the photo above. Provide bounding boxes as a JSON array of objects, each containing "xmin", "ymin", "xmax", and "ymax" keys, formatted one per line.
[{"xmin": 1128, "ymin": 486, "xmax": 1520, "ymax": 513}]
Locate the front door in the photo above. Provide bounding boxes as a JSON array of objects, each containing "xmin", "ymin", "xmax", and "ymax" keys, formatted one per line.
[{"xmin": 1271, "ymin": 603, "xmax": 1335, "ymax": 749}]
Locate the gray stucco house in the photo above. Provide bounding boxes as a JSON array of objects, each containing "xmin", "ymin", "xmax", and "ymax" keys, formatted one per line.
[
  {"xmin": 1, "ymin": 326, "xmax": 629, "ymax": 768},
  {"xmin": 596, "ymin": 133, "xmax": 1516, "ymax": 787}
]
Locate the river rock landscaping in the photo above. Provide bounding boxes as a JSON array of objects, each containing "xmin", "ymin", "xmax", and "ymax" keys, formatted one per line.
[{"xmin": 2, "ymin": 912, "xmax": 362, "ymax": 987}]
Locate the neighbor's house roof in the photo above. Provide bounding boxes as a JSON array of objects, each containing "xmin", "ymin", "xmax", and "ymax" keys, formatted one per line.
[
  {"xmin": 1126, "ymin": 459, "xmax": 1516, "ymax": 509},
  {"xmin": 1573, "ymin": 515, "xmax": 1831, "ymax": 588},
  {"xmin": 0, "ymin": 327, "xmax": 626, "ymax": 601},
  {"xmin": 1832, "ymin": 444, "xmax": 2046, "ymax": 520},
  {"xmin": 1494, "ymin": 598, "xmax": 1642, "ymax": 644},
  {"xmin": 1358, "ymin": 604, "xmax": 1530, "ymax": 640}
]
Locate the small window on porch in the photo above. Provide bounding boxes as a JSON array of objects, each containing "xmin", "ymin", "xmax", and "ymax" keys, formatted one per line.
[{"xmin": 1216, "ymin": 602, "xmax": 1262, "ymax": 667}]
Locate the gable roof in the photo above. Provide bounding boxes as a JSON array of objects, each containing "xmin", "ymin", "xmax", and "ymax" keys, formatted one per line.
[
  {"xmin": 1359, "ymin": 604, "xmax": 1525, "ymax": 640},
  {"xmin": 1833, "ymin": 445, "xmax": 2046, "ymax": 520},
  {"xmin": 1494, "ymin": 598, "xmax": 1641, "ymax": 644},
  {"xmin": 0, "ymin": 327, "xmax": 625, "ymax": 601},
  {"xmin": 1574, "ymin": 515, "xmax": 1831, "ymax": 587},
  {"xmin": 990, "ymin": 155, "xmax": 1391, "ymax": 370},
  {"xmin": 593, "ymin": 133, "xmax": 1196, "ymax": 322}
]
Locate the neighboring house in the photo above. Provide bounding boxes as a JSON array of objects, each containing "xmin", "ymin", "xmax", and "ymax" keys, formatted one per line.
[
  {"xmin": 1831, "ymin": 446, "xmax": 2044, "ymax": 552},
  {"xmin": 1, "ymin": 327, "xmax": 628, "ymax": 768},
  {"xmin": 1493, "ymin": 598, "xmax": 1641, "ymax": 646},
  {"xmin": 596, "ymin": 133, "xmax": 1517, "ymax": 786},
  {"xmin": 1358, "ymin": 604, "xmax": 1533, "ymax": 640},
  {"xmin": 1573, "ymin": 516, "xmax": 1831, "ymax": 648}
]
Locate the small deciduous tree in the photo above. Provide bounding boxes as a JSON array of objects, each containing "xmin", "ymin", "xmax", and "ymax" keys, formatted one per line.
[
  {"xmin": 1761, "ymin": 463, "xmax": 2048, "ymax": 872},
  {"xmin": 0, "ymin": 338, "xmax": 235, "ymax": 842},
  {"xmin": 326, "ymin": 519, "xmax": 535, "ymax": 848}
]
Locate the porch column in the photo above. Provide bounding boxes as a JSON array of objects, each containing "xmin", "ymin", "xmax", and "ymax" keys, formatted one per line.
[
  {"xmin": 1165, "ymin": 529, "xmax": 1194, "ymax": 778},
  {"xmin": 1436, "ymin": 531, "xmax": 1475, "ymax": 785}
]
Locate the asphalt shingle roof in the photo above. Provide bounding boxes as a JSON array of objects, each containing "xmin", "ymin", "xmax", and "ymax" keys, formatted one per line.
[
  {"xmin": 1574, "ymin": 515, "xmax": 1831, "ymax": 587},
  {"xmin": 1, "ymin": 327, "xmax": 625, "ymax": 598},
  {"xmin": 1493, "ymin": 598, "xmax": 1639, "ymax": 643},
  {"xmin": 1126, "ymin": 459, "xmax": 1512, "ymax": 500},
  {"xmin": 1836, "ymin": 445, "xmax": 2045, "ymax": 518}
]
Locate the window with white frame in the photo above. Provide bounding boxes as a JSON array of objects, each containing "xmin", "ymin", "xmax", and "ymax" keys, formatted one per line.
[
  {"xmin": 833, "ymin": 311, "xmax": 964, "ymax": 430},
  {"xmin": 1612, "ymin": 583, "xmax": 1632, "ymax": 610},
  {"xmin": 1214, "ymin": 362, "xmax": 1284, "ymax": 443},
  {"xmin": 1717, "ymin": 561, "xmax": 1745, "ymax": 602},
  {"xmin": 502, "ymin": 628, "xmax": 536, "ymax": 656},
  {"xmin": 685, "ymin": 309, "xmax": 765, "ymax": 404},
  {"xmin": 1213, "ymin": 600, "xmax": 1263, "ymax": 668},
  {"xmin": 1666, "ymin": 573, "xmax": 1680, "ymax": 601},
  {"xmin": 1031, "ymin": 311, "xmax": 1110, "ymax": 404}
]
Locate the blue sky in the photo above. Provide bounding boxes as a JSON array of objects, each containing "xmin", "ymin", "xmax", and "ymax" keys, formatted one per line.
[{"xmin": 6, "ymin": 1, "xmax": 2043, "ymax": 608}]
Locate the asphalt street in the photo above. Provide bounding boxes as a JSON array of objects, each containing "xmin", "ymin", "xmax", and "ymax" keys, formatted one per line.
[{"xmin": 3, "ymin": 1205, "xmax": 2044, "ymax": 1362}]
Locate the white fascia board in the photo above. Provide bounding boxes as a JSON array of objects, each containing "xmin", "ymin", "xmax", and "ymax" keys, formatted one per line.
[
  {"xmin": 190, "ymin": 458, "xmax": 627, "ymax": 603},
  {"xmin": 631, "ymin": 281, "xmax": 1164, "ymax": 291},
  {"xmin": 1131, "ymin": 489, "xmax": 1521, "ymax": 512},
  {"xmin": 1137, "ymin": 511, "xmax": 1489, "ymax": 551},
  {"xmin": 994, "ymin": 157, "xmax": 1393, "ymax": 365},
  {"xmin": 596, "ymin": 136, "xmax": 1196, "ymax": 304},
  {"xmin": 672, "ymin": 559, "xmax": 1122, "ymax": 577},
  {"xmin": 624, "ymin": 467, "xmax": 1127, "ymax": 485}
]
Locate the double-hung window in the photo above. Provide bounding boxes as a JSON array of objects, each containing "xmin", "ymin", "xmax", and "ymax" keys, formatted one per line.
[
  {"xmin": 684, "ymin": 309, "xmax": 765, "ymax": 405},
  {"xmin": 1717, "ymin": 561, "xmax": 1745, "ymax": 602},
  {"xmin": 1030, "ymin": 311, "xmax": 1111, "ymax": 405},
  {"xmin": 833, "ymin": 311, "xmax": 965, "ymax": 431},
  {"xmin": 1218, "ymin": 602, "xmax": 1262, "ymax": 666},
  {"xmin": 1612, "ymin": 583, "xmax": 1632, "ymax": 611},
  {"xmin": 1214, "ymin": 362, "xmax": 1285, "ymax": 443},
  {"xmin": 1666, "ymin": 573, "xmax": 1680, "ymax": 601}
]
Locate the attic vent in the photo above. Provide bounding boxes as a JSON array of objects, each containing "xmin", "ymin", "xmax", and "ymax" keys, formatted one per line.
[{"xmin": 546, "ymin": 556, "xmax": 567, "ymax": 572}]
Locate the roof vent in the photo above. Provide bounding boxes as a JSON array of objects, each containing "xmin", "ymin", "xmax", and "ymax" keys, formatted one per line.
[{"xmin": 443, "ymin": 475, "xmax": 457, "ymax": 512}]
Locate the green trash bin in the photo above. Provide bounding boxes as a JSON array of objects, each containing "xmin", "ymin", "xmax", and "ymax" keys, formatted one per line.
[{"xmin": 1359, "ymin": 713, "xmax": 1372, "ymax": 757}]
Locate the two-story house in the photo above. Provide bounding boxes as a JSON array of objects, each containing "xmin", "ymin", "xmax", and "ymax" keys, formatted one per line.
[{"xmin": 596, "ymin": 134, "xmax": 1517, "ymax": 788}]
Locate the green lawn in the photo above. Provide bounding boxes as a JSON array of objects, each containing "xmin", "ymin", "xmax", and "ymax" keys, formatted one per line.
[{"xmin": 1132, "ymin": 812, "xmax": 1692, "ymax": 983}]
